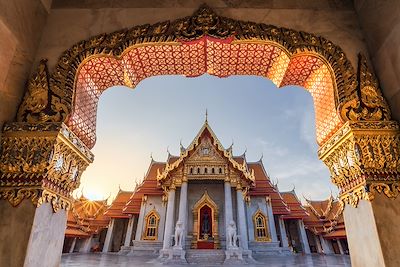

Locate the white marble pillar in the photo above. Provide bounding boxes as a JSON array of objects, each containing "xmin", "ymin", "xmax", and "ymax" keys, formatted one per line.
[
  {"xmin": 177, "ymin": 181, "xmax": 188, "ymax": 248},
  {"xmin": 124, "ymin": 216, "xmax": 135, "ymax": 247},
  {"xmin": 337, "ymin": 239, "xmax": 345, "ymax": 255},
  {"xmin": 278, "ymin": 217, "xmax": 289, "ymax": 247},
  {"xmin": 297, "ymin": 220, "xmax": 311, "ymax": 254},
  {"xmin": 162, "ymin": 187, "xmax": 176, "ymax": 249},
  {"xmin": 236, "ymin": 188, "xmax": 248, "ymax": 250},
  {"xmin": 103, "ymin": 218, "xmax": 115, "ymax": 252},
  {"xmin": 224, "ymin": 181, "xmax": 234, "ymax": 247},
  {"xmin": 80, "ymin": 236, "xmax": 93, "ymax": 253},
  {"xmin": 135, "ymin": 198, "xmax": 147, "ymax": 241},
  {"xmin": 266, "ymin": 198, "xmax": 278, "ymax": 242},
  {"xmin": 314, "ymin": 235, "xmax": 323, "ymax": 253},
  {"xmin": 69, "ymin": 237, "xmax": 77, "ymax": 253},
  {"xmin": 319, "ymin": 236, "xmax": 333, "ymax": 254}
]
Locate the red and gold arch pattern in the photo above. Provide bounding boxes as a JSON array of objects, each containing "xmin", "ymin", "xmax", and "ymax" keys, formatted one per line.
[{"xmin": 69, "ymin": 36, "xmax": 341, "ymax": 148}]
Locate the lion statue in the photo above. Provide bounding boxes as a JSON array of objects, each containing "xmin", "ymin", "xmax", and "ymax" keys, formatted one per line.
[
  {"xmin": 226, "ymin": 220, "xmax": 238, "ymax": 248},
  {"xmin": 174, "ymin": 221, "xmax": 184, "ymax": 248}
]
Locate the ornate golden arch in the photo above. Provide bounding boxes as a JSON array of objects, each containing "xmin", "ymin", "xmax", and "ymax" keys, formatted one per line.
[
  {"xmin": 15, "ymin": 5, "xmax": 391, "ymax": 149},
  {"xmin": 191, "ymin": 190, "xmax": 220, "ymax": 249}
]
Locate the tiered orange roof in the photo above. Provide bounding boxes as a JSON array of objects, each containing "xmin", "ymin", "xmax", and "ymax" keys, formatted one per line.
[
  {"xmin": 65, "ymin": 196, "xmax": 110, "ymax": 238},
  {"xmin": 123, "ymin": 160, "xmax": 165, "ymax": 214},
  {"xmin": 248, "ymin": 160, "xmax": 290, "ymax": 215},
  {"xmin": 280, "ymin": 190, "xmax": 309, "ymax": 219},
  {"xmin": 104, "ymin": 189, "xmax": 133, "ymax": 218},
  {"xmin": 303, "ymin": 196, "xmax": 346, "ymax": 239}
]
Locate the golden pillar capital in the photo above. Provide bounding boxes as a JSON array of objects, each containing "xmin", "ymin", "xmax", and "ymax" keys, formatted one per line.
[
  {"xmin": 0, "ymin": 122, "xmax": 93, "ymax": 212},
  {"xmin": 319, "ymin": 120, "xmax": 400, "ymax": 207}
]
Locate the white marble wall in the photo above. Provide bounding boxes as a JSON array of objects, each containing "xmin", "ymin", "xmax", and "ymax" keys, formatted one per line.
[
  {"xmin": 246, "ymin": 196, "xmax": 277, "ymax": 242},
  {"xmin": 135, "ymin": 195, "xmax": 166, "ymax": 242}
]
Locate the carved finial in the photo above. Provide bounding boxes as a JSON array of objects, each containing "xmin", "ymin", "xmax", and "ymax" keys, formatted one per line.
[
  {"xmin": 302, "ymin": 193, "xmax": 312, "ymax": 204},
  {"xmin": 205, "ymin": 109, "xmax": 208, "ymax": 123},
  {"xmin": 291, "ymin": 183, "xmax": 296, "ymax": 192},
  {"xmin": 258, "ymin": 153, "xmax": 264, "ymax": 162},
  {"xmin": 180, "ymin": 139, "xmax": 185, "ymax": 153},
  {"xmin": 80, "ymin": 187, "xmax": 85, "ymax": 198},
  {"xmin": 150, "ymin": 152, "xmax": 154, "ymax": 162},
  {"xmin": 273, "ymin": 178, "xmax": 278, "ymax": 188},
  {"xmin": 106, "ymin": 192, "xmax": 112, "ymax": 203}
]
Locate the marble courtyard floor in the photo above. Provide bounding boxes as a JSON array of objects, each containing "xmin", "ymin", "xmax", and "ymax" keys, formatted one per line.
[{"xmin": 61, "ymin": 253, "xmax": 351, "ymax": 267}]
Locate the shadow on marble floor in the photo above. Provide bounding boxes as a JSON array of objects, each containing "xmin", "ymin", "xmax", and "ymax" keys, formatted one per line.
[{"xmin": 61, "ymin": 253, "xmax": 351, "ymax": 267}]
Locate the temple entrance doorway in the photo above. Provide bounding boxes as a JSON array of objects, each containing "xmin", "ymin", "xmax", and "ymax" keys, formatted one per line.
[
  {"xmin": 192, "ymin": 190, "xmax": 220, "ymax": 249},
  {"xmin": 198, "ymin": 205, "xmax": 213, "ymax": 249}
]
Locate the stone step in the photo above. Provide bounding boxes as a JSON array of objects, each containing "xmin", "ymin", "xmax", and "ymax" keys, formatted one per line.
[{"xmin": 186, "ymin": 249, "xmax": 225, "ymax": 265}]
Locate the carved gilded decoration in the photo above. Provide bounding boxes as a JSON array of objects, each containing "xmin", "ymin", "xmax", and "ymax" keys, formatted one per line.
[
  {"xmin": 340, "ymin": 54, "xmax": 391, "ymax": 122},
  {"xmin": 17, "ymin": 60, "xmax": 69, "ymax": 123},
  {"xmin": 253, "ymin": 209, "xmax": 271, "ymax": 242},
  {"xmin": 319, "ymin": 120, "xmax": 400, "ymax": 207},
  {"xmin": 0, "ymin": 123, "xmax": 93, "ymax": 212},
  {"xmin": 142, "ymin": 209, "xmax": 160, "ymax": 241},
  {"xmin": 16, "ymin": 5, "xmax": 360, "ymax": 149},
  {"xmin": 157, "ymin": 121, "xmax": 254, "ymax": 192}
]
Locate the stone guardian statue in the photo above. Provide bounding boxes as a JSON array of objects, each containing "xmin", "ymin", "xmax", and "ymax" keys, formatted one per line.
[
  {"xmin": 226, "ymin": 220, "xmax": 238, "ymax": 249},
  {"xmin": 174, "ymin": 221, "xmax": 184, "ymax": 248}
]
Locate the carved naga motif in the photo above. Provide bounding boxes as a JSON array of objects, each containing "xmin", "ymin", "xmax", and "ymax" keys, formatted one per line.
[
  {"xmin": 340, "ymin": 54, "xmax": 391, "ymax": 122},
  {"xmin": 17, "ymin": 60, "xmax": 69, "ymax": 124}
]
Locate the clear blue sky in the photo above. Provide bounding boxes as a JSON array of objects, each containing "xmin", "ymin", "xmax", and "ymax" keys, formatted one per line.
[{"xmin": 78, "ymin": 74, "xmax": 336, "ymax": 202}]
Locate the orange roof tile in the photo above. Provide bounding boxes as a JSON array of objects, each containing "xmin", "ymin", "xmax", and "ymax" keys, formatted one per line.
[
  {"xmin": 123, "ymin": 161, "xmax": 165, "ymax": 214},
  {"xmin": 281, "ymin": 191, "xmax": 309, "ymax": 219},
  {"xmin": 323, "ymin": 229, "xmax": 346, "ymax": 239},
  {"xmin": 303, "ymin": 197, "xmax": 346, "ymax": 238},
  {"xmin": 104, "ymin": 190, "xmax": 133, "ymax": 218},
  {"xmin": 65, "ymin": 228, "xmax": 90, "ymax": 238},
  {"xmin": 248, "ymin": 161, "xmax": 290, "ymax": 215},
  {"xmin": 65, "ymin": 196, "xmax": 110, "ymax": 237}
]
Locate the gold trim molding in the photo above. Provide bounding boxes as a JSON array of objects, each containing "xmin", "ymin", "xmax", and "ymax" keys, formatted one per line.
[
  {"xmin": 17, "ymin": 5, "xmax": 359, "ymax": 127},
  {"xmin": 0, "ymin": 123, "xmax": 93, "ymax": 212},
  {"xmin": 319, "ymin": 120, "xmax": 400, "ymax": 208}
]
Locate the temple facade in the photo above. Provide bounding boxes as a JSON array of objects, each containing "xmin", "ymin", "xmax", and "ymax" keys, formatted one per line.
[{"xmin": 62, "ymin": 120, "xmax": 349, "ymax": 261}]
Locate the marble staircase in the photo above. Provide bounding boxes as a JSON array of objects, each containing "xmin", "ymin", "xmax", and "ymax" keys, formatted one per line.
[
  {"xmin": 126, "ymin": 241, "xmax": 163, "ymax": 256},
  {"xmin": 249, "ymin": 241, "xmax": 292, "ymax": 255},
  {"xmin": 185, "ymin": 249, "xmax": 226, "ymax": 265}
]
